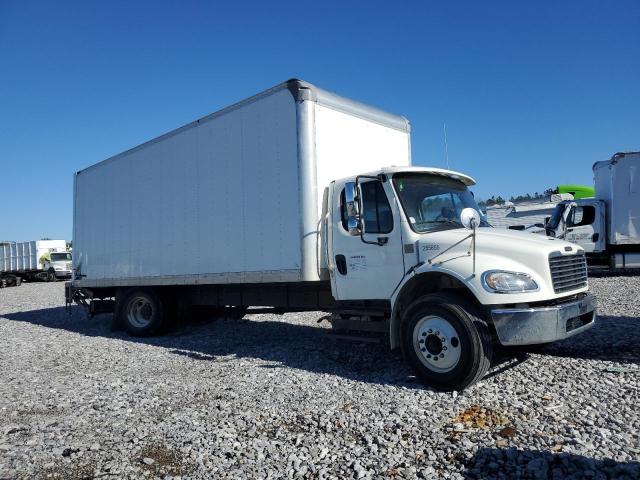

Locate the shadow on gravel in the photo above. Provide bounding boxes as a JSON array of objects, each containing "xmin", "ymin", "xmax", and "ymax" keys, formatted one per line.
[
  {"xmin": 3, "ymin": 307, "xmax": 639, "ymax": 391},
  {"xmin": 463, "ymin": 447, "xmax": 640, "ymax": 480},
  {"xmin": 513, "ymin": 315, "xmax": 640, "ymax": 365},
  {"xmin": 2, "ymin": 306, "xmax": 420, "ymax": 389}
]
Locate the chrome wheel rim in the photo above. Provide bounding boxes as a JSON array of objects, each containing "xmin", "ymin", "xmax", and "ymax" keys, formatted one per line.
[
  {"xmin": 127, "ymin": 296, "xmax": 154, "ymax": 328},
  {"xmin": 413, "ymin": 315, "xmax": 462, "ymax": 373}
]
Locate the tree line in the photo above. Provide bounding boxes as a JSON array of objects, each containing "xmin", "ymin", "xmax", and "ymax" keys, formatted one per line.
[{"xmin": 477, "ymin": 188, "xmax": 555, "ymax": 208}]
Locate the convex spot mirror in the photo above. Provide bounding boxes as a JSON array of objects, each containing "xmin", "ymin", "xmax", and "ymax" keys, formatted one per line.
[
  {"xmin": 344, "ymin": 181, "xmax": 361, "ymax": 236},
  {"xmin": 460, "ymin": 208, "xmax": 481, "ymax": 229}
]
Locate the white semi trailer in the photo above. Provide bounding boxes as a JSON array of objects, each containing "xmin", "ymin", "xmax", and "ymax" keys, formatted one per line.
[
  {"xmin": 545, "ymin": 152, "xmax": 640, "ymax": 270},
  {"xmin": 1, "ymin": 239, "xmax": 72, "ymax": 283},
  {"xmin": 68, "ymin": 79, "xmax": 596, "ymax": 390}
]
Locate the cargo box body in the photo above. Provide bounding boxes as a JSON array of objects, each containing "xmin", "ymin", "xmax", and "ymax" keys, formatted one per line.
[
  {"xmin": 0, "ymin": 240, "xmax": 67, "ymax": 273},
  {"xmin": 593, "ymin": 152, "xmax": 640, "ymax": 246},
  {"xmin": 72, "ymin": 80, "xmax": 411, "ymax": 288}
]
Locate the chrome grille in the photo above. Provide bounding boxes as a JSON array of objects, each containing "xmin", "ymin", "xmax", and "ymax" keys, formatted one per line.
[{"xmin": 549, "ymin": 252, "xmax": 588, "ymax": 293}]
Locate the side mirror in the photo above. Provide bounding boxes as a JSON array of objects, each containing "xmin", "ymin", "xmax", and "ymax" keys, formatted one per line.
[
  {"xmin": 344, "ymin": 181, "xmax": 361, "ymax": 236},
  {"xmin": 460, "ymin": 208, "xmax": 481, "ymax": 229}
]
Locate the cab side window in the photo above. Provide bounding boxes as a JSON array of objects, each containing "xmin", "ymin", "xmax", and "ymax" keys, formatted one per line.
[
  {"xmin": 568, "ymin": 206, "xmax": 595, "ymax": 227},
  {"xmin": 340, "ymin": 181, "xmax": 393, "ymax": 234}
]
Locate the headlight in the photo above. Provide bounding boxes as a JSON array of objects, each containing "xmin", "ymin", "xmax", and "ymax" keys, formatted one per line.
[{"xmin": 482, "ymin": 270, "xmax": 539, "ymax": 293}]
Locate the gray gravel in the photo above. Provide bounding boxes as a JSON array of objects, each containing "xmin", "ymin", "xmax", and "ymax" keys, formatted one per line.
[{"xmin": 1, "ymin": 277, "xmax": 639, "ymax": 479}]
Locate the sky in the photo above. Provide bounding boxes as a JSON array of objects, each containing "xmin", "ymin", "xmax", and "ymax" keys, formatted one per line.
[{"xmin": 1, "ymin": 0, "xmax": 638, "ymax": 241}]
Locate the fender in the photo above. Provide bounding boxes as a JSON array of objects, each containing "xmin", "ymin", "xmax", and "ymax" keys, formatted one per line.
[{"xmin": 388, "ymin": 265, "xmax": 483, "ymax": 350}]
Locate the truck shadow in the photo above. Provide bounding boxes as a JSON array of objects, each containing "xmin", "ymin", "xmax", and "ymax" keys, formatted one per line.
[
  {"xmin": 2, "ymin": 307, "xmax": 639, "ymax": 390},
  {"xmin": 504, "ymin": 314, "xmax": 640, "ymax": 365},
  {"xmin": 462, "ymin": 447, "xmax": 639, "ymax": 479},
  {"xmin": 2, "ymin": 305, "xmax": 420, "ymax": 388}
]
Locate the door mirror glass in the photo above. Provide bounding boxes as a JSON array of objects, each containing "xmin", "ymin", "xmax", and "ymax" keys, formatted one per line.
[{"xmin": 344, "ymin": 182, "xmax": 361, "ymax": 236}]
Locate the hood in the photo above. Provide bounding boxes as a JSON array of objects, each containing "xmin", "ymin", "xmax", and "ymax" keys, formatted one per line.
[{"xmin": 414, "ymin": 227, "xmax": 586, "ymax": 305}]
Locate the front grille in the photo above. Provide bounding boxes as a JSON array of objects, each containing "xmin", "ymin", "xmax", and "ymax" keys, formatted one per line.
[{"xmin": 549, "ymin": 252, "xmax": 588, "ymax": 293}]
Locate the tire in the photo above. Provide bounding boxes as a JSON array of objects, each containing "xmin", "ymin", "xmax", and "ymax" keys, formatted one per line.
[
  {"xmin": 400, "ymin": 292, "xmax": 492, "ymax": 391},
  {"xmin": 14, "ymin": 276, "xmax": 22, "ymax": 287},
  {"xmin": 115, "ymin": 288, "xmax": 166, "ymax": 337},
  {"xmin": 47, "ymin": 269, "xmax": 56, "ymax": 282}
]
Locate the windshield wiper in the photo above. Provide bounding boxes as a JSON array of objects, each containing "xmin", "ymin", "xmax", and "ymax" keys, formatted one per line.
[
  {"xmin": 424, "ymin": 220, "xmax": 461, "ymax": 226},
  {"xmin": 413, "ymin": 219, "xmax": 463, "ymax": 231}
]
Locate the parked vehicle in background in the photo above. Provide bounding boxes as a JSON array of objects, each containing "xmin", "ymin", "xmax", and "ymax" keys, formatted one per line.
[
  {"xmin": 68, "ymin": 79, "xmax": 596, "ymax": 391},
  {"xmin": 545, "ymin": 152, "xmax": 640, "ymax": 270},
  {"xmin": 0, "ymin": 240, "xmax": 72, "ymax": 282},
  {"xmin": 485, "ymin": 194, "xmax": 573, "ymax": 231}
]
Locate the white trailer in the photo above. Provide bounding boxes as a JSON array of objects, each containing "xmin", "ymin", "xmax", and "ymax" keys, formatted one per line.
[
  {"xmin": 545, "ymin": 152, "xmax": 640, "ymax": 269},
  {"xmin": 1, "ymin": 239, "xmax": 72, "ymax": 283},
  {"xmin": 69, "ymin": 79, "xmax": 595, "ymax": 391}
]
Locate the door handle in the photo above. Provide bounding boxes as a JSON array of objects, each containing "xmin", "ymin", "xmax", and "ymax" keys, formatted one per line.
[{"xmin": 335, "ymin": 255, "xmax": 347, "ymax": 275}]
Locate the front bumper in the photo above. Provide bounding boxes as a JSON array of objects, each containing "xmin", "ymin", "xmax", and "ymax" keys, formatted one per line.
[
  {"xmin": 491, "ymin": 294, "xmax": 596, "ymax": 346},
  {"xmin": 55, "ymin": 270, "xmax": 72, "ymax": 279}
]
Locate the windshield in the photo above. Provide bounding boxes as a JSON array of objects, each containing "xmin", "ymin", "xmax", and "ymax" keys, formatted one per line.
[
  {"xmin": 393, "ymin": 173, "xmax": 489, "ymax": 233},
  {"xmin": 50, "ymin": 252, "xmax": 72, "ymax": 262},
  {"xmin": 547, "ymin": 204, "xmax": 566, "ymax": 230}
]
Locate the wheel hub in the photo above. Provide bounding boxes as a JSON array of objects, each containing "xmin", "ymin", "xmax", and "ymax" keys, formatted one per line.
[
  {"xmin": 413, "ymin": 315, "xmax": 461, "ymax": 373},
  {"xmin": 425, "ymin": 334, "xmax": 443, "ymax": 355}
]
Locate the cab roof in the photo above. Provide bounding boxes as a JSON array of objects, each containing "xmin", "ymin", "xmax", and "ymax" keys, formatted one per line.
[{"xmin": 374, "ymin": 166, "xmax": 476, "ymax": 186}]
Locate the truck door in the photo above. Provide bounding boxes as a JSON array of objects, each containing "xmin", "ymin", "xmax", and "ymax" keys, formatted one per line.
[
  {"xmin": 565, "ymin": 201, "xmax": 606, "ymax": 252},
  {"xmin": 329, "ymin": 179, "xmax": 406, "ymax": 300}
]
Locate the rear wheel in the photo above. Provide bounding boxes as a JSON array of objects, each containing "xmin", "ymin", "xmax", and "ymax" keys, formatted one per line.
[
  {"xmin": 401, "ymin": 292, "xmax": 492, "ymax": 391},
  {"xmin": 116, "ymin": 288, "xmax": 166, "ymax": 336}
]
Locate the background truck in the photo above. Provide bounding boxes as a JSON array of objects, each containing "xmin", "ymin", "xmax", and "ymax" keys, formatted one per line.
[
  {"xmin": 545, "ymin": 152, "xmax": 640, "ymax": 270},
  {"xmin": 1, "ymin": 240, "xmax": 72, "ymax": 283},
  {"xmin": 68, "ymin": 79, "xmax": 596, "ymax": 391}
]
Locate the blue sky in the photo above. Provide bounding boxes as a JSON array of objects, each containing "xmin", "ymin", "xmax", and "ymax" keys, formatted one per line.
[{"xmin": 1, "ymin": 0, "xmax": 638, "ymax": 241}]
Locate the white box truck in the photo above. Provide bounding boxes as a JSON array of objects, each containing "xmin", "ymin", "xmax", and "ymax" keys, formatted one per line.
[
  {"xmin": 68, "ymin": 79, "xmax": 596, "ymax": 390},
  {"xmin": 545, "ymin": 152, "xmax": 640, "ymax": 270},
  {"xmin": 1, "ymin": 239, "xmax": 72, "ymax": 283}
]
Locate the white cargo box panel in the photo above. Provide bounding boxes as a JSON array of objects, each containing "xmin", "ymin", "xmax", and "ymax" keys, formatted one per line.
[
  {"xmin": 593, "ymin": 152, "xmax": 640, "ymax": 246},
  {"xmin": 73, "ymin": 80, "xmax": 410, "ymax": 288},
  {"xmin": 0, "ymin": 240, "xmax": 67, "ymax": 273}
]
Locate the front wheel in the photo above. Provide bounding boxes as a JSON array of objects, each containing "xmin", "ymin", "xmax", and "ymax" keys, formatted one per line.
[{"xmin": 401, "ymin": 292, "xmax": 492, "ymax": 391}]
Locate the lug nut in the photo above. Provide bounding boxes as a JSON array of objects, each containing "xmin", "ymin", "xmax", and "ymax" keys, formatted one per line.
[
  {"xmin": 426, "ymin": 354, "xmax": 431, "ymax": 359},
  {"xmin": 428, "ymin": 329, "xmax": 433, "ymax": 333},
  {"xmin": 435, "ymin": 331, "xmax": 440, "ymax": 335},
  {"xmin": 421, "ymin": 348, "xmax": 426, "ymax": 352},
  {"xmin": 433, "ymin": 357, "xmax": 438, "ymax": 361},
  {"xmin": 422, "ymin": 332, "xmax": 426, "ymax": 337},
  {"xmin": 419, "ymin": 339, "xmax": 424, "ymax": 344},
  {"xmin": 439, "ymin": 353, "xmax": 444, "ymax": 358},
  {"xmin": 443, "ymin": 346, "xmax": 447, "ymax": 351}
]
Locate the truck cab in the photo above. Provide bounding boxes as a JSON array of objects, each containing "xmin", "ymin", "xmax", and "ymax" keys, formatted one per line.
[
  {"xmin": 42, "ymin": 251, "xmax": 73, "ymax": 280},
  {"xmin": 545, "ymin": 199, "xmax": 606, "ymax": 254},
  {"xmin": 327, "ymin": 167, "xmax": 595, "ymax": 389}
]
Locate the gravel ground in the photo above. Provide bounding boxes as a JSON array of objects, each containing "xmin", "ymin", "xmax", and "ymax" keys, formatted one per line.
[{"xmin": 1, "ymin": 277, "xmax": 639, "ymax": 479}]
